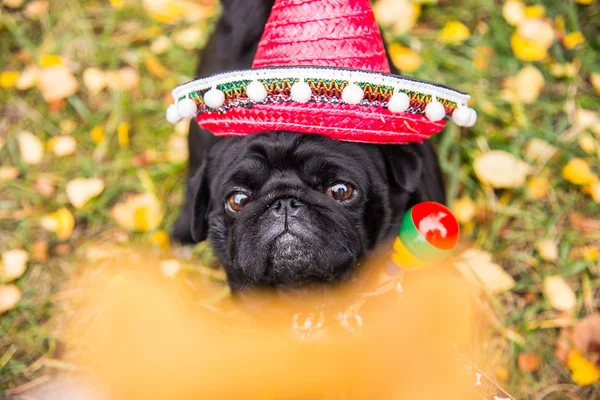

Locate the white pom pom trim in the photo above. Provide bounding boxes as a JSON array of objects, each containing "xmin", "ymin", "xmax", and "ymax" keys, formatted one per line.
[
  {"xmin": 246, "ymin": 80, "xmax": 268, "ymax": 102},
  {"xmin": 452, "ymin": 106, "xmax": 471, "ymax": 126},
  {"xmin": 465, "ymin": 108, "xmax": 477, "ymax": 127},
  {"xmin": 341, "ymin": 83, "xmax": 364, "ymax": 105},
  {"xmin": 204, "ymin": 87, "xmax": 225, "ymax": 109},
  {"xmin": 177, "ymin": 98, "xmax": 198, "ymax": 119},
  {"xmin": 290, "ymin": 80, "xmax": 312, "ymax": 103},
  {"xmin": 166, "ymin": 104, "xmax": 182, "ymax": 124},
  {"xmin": 387, "ymin": 91, "xmax": 410, "ymax": 113},
  {"xmin": 424, "ymin": 98, "xmax": 446, "ymax": 122}
]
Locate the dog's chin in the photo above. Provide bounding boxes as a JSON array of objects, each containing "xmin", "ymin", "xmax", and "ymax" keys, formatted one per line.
[{"xmin": 266, "ymin": 233, "xmax": 317, "ymax": 285}]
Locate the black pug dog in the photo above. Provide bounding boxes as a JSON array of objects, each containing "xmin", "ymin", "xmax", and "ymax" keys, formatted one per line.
[{"xmin": 172, "ymin": 0, "xmax": 446, "ymax": 291}]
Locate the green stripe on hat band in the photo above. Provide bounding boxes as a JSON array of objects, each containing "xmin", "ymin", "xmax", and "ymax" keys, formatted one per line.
[{"xmin": 399, "ymin": 211, "xmax": 450, "ymax": 264}]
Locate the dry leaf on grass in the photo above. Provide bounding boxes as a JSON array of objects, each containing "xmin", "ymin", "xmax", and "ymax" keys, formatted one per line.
[
  {"xmin": 83, "ymin": 68, "xmax": 106, "ymax": 95},
  {"xmin": 543, "ymin": 275, "xmax": 576, "ymax": 311},
  {"xmin": 474, "ymin": 150, "xmax": 531, "ymax": 188},
  {"xmin": 0, "ymin": 284, "xmax": 22, "ymax": 315},
  {"xmin": 17, "ymin": 131, "xmax": 44, "ymax": 165},
  {"xmin": 31, "ymin": 240, "xmax": 48, "ymax": 262},
  {"xmin": 388, "ymin": 44, "xmax": 421, "ymax": 73},
  {"xmin": 454, "ymin": 249, "xmax": 515, "ymax": 294},
  {"xmin": 562, "ymin": 158, "xmax": 597, "ymax": 185},
  {"xmin": 47, "ymin": 135, "xmax": 77, "ymax": 157},
  {"xmin": 501, "ymin": 65, "xmax": 545, "ymax": 104},
  {"xmin": 173, "ymin": 27, "xmax": 205, "ymax": 50},
  {"xmin": 33, "ymin": 175, "xmax": 56, "ymax": 197},
  {"xmin": 2, "ymin": 0, "xmax": 25, "ymax": 8},
  {"xmin": 567, "ymin": 349, "xmax": 600, "ymax": 386},
  {"xmin": 452, "ymin": 197, "xmax": 475, "ymax": 224},
  {"xmin": 23, "ymin": 0, "xmax": 48, "ymax": 18},
  {"xmin": 1, "ymin": 249, "xmax": 29, "ymax": 283},
  {"xmin": 569, "ymin": 212, "xmax": 600, "ymax": 234},
  {"xmin": 527, "ymin": 176, "xmax": 548, "ymax": 199},
  {"xmin": 149, "ymin": 230, "xmax": 170, "ymax": 251},
  {"xmin": 525, "ymin": 138, "xmax": 557, "ymax": 164},
  {"xmin": 574, "ymin": 314, "xmax": 600, "ymax": 365},
  {"xmin": 41, "ymin": 207, "xmax": 75, "ymax": 240},
  {"xmin": 66, "ymin": 178, "xmax": 105, "ymax": 209},
  {"xmin": 518, "ymin": 352, "xmax": 541, "ymax": 372},
  {"xmin": 110, "ymin": 193, "xmax": 163, "ymax": 232},
  {"xmin": 38, "ymin": 65, "xmax": 79, "ymax": 102},
  {"xmin": 0, "ymin": 166, "xmax": 20, "ymax": 181},
  {"xmin": 438, "ymin": 21, "xmax": 470, "ymax": 45},
  {"xmin": 373, "ymin": 0, "xmax": 420, "ymax": 34},
  {"xmin": 502, "ymin": 0, "xmax": 525, "ymax": 26},
  {"xmin": 16, "ymin": 64, "xmax": 39, "ymax": 90},
  {"xmin": 517, "ymin": 18, "xmax": 554, "ymax": 49},
  {"xmin": 536, "ymin": 239, "xmax": 558, "ymax": 262}
]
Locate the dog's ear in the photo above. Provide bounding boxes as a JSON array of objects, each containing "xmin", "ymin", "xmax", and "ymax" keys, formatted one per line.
[
  {"xmin": 189, "ymin": 159, "xmax": 212, "ymax": 242},
  {"xmin": 381, "ymin": 144, "xmax": 424, "ymax": 193}
]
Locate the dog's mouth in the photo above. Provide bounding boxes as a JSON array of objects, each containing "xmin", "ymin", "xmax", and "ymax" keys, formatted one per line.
[{"xmin": 265, "ymin": 232, "xmax": 317, "ymax": 282}]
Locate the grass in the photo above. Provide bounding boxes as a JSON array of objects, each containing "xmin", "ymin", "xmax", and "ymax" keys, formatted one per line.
[{"xmin": 0, "ymin": 0, "xmax": 599, "ymax": 398}]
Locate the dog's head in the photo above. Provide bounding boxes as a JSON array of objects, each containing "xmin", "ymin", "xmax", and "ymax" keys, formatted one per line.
[{"xmin": 188, "ymin": 132, "xmax": 433, "ymax": 289}]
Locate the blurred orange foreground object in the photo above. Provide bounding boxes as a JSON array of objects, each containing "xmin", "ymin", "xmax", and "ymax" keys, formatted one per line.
[{"xmin": 62, "ymin": 252, "xmax": 480, "ymax": 400}]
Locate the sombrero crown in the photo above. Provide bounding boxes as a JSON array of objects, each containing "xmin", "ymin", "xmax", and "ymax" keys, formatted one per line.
[{"xmin": 166, "ymin": 0, "xmax": 476, "ymax": 144}]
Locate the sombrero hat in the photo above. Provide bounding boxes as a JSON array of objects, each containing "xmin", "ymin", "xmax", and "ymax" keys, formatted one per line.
[{"xmin": 166, "ymin": 0, "xmax": 476, "ymax": 144}]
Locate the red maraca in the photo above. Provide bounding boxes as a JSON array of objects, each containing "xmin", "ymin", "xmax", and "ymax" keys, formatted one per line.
[{"xmin": 392, "ymin": 202, "xmax": 460, "ymax": 270}]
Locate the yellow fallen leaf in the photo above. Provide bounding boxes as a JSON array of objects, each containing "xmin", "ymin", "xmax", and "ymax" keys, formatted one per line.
[
  {"xmin": 116, "ymin": 67, "xmax": 139, "ymax": 91},
  {"xmin": 562, "ymin": 158, "xmax": 597, "ymax": 185},
  {"xmin": 47, "ymin": 135, "xmax": 77, "ymax": 157},
  {"xmin": 90, "ymin": 126, "xmax": 105, "ymax": 144},
  {"xmin": 173, "ymin": 27, "xmax": 205, "ymax": 50},
  {"xmin": 150, "ymin": 36, "xmax": 172, "ymax": 54},
  {"xmin": 0, "ymin": 166, "xmax": 20, "ymax": 181},
  {"xmin": 517, "ymin": 18, "xmax": 554, "ymax": 49},
  {"xmin": 474, "ymin": 150, "xmax": 531, "ymax": 188},
  {"xmin": 527, "ymin": 176, "xmax": 549, "ymax": 199},
  {"xmin": 83, "ymin": 68, "xmax": 106, "ymax": 95},
  {"xmin": 501, "ymin": 65, "xmax": 545, "ymax": 104},
  {"xmin": 15, "ymin": 65, "xmax": 39, "ymax": 90},
  {"xmin": 438, "ymin": 21, "xmax": 470, "ymax": 45},
  {"xmin": 0, "ymin": 71, "xmax": 20, "ymax": 88},
  {"xmin": 524, "ymin": 5, "xmax": 545, "ymax": 18},
  {"xmin": 149, "ymin": 230, "xmax": 170, "ymax": 251},
  {"xmin": 41, "ymin": 207, "xmax": 75, "ymax": 240},
  {"xmin": 143, "ymin": 54, "xmax": 168, "ymax": 79},
  {"xmin": 167, "ymin": 134, "xmax": 188, "ymax": 163},
  {"xmin": 0, "ymin": 284, "xmax": 22, "ymax": 315},
  {"xmin": 452, "ymin": 197, "xmax": 475, "ymax": 224},
  {"xmin": 388, "ymin": 44, "xmax": 421, "ymax": 73},
  {"xmin": 109, "ymin": 0, "xmax": 125, "ymax": 9},
  {"xmin": 591, "ymin": 73, "xmax": 600, "ymax": 95},
  {"xmin": 502, "ymin": 0, "xmax": 525, "ymax": 26},
  {"xmin": 536, "ymin": 239, "xmax": 558, "ymax": 262},
  {"xmin": 525, "ymin": 138, "xmax": 557, "ymax": 163},
  {"xmin": 510, "ymin": 32, "xmax": 548, "ymax": 62},
  {"xmin": 111, "ymin": 193, "xmax": 163, "ymax": 232},
  {"xmin": 159, "ymin": 259, "xmax": 181, "ymax": 279},
  {"xmin": 574, "ymin": 109, "xmax": 599, "ymax": 130},
  {"xmin": 373, "ymin": 0, "xmax": 420, "ymax": 34},
  {"xmin": 583, "ymin": 181, "xmax": 600, "ymax": 203},
  {"xmin": 143, "ymin": 0, "xmax": 185, "ymax": 23},
  {"xmin": 59, "ymin": 119, "xmax": 77, "ymax": 135},
  {"xmin": 17, "ymin": 131, "xmax": 44, "ymax": 165},
  {"xmin": 66, "ymin": 178, "xmax": 105, "ymax": 209},
  {"xmin": 1, "ymin": 249, "xmax": 29, "ymax": 283},
  {"xmin": 564, "ymin": 32, "xmax": 585, "ymax": 50},
  {"xmin": 38, "ymin": 65, "xmax": 78, "ymax": 102},
  {"xmin": 576, "ymin": 0, "xmax": 594, "ymax": 4},
  {"xmin": 454, "ymin": 249, "xmax": 515, "ymax": 294},
  {"xmin": 117, "ymin": 122, "xmax": 130, "ymax": 148},
  {"xmin": 578, "ymin": 134, "xmax": 598, "ymax": 155},
  {"xmin": 544, "ymin": 275, "xmax": 576, "ymax": 311},
  {"xmin": 39, "ymin": 54, "xmax": 62, "ymax": 67},
  {"xmin": 567, "ymin": 349, "xmax": 600, "ymax": 386}
]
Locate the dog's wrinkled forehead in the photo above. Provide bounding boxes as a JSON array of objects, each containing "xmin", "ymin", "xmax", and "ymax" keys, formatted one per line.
[{"xmin": 212, "ymin": 132, "xmax": 380, "ymax": 194}]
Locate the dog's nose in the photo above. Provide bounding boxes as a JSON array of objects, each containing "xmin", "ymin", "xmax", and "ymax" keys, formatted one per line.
[{"xmin": 271, "ymin": 198, "xmax": 303, "ymax": 217}]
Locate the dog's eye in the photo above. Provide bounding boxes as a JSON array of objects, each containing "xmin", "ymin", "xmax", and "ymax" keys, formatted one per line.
[
  {"xmin": 327, "ymin": 183, "xmax": 354, "ymax": 202},
  {"xmin": 226, "ymin": 192, "xmax": 250, "ymax": 212}
]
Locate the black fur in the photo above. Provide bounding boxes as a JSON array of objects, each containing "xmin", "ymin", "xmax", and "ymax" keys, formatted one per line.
[{"xmin": 172, "ymin": 0, "xmax": 446, "ymax": 290}]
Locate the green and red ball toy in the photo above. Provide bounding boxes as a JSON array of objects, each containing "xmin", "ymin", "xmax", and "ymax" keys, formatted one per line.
[{"xmin": 392, "ymin": 202, "xmax": 460, "ymax": 270}]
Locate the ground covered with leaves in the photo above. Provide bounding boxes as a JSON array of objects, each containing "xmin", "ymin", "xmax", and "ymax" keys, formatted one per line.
[{"xmin": 0, "ymin": 0, "xmax": 599, "ymax": 398}]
